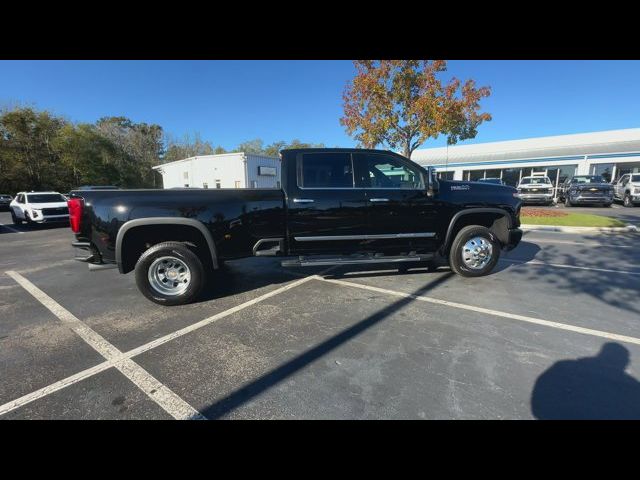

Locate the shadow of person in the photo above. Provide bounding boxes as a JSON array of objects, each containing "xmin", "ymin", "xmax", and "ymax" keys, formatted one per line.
[{"xmin": 531, "ymin": 343, "xmax": 640, "ymax": 419}]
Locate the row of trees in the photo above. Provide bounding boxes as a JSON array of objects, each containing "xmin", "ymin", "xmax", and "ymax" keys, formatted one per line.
[
  {"xmin": 1, "ymin": 60, "xmax": 491, "ymax": 194},
  {"xmin": 0, "ymin": 107, "xmax": 323, "ymax": 194}
]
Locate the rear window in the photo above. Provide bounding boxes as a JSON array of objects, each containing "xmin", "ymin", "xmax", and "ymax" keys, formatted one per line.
[
  {"xmin": 26, "ymin": 194, "xmax": 66, "ymax": 203},
  {"xmin": 297, "ymin": 153, "xmax": 353, "ymax": 188}
]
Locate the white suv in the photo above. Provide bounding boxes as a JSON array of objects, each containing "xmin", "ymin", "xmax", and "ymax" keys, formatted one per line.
[
  {"xmin": 10, "ymin": 192, "xmax": 70, "ymax": 225},
  {"xmin": 613, "ymin": 174, "xmax": 640, "ymax": 207}
]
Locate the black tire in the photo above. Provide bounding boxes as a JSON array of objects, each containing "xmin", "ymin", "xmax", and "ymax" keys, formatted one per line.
[
  {"xmin": 11, "ymin": 210, "xmax": 23, "ymax": 225},
  {"xmin": 134, "ymin": 241, "xmax": 206, "ymax": 306},
  {"xmin": 624, "ymin": 193, "xmax": 634, "ymax": 208},
  {"xmin": 449, "ymin": 225, "xmax": 501, "ymax": 278}
]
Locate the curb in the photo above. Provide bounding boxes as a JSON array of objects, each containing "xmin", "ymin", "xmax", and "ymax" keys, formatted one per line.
[{"xmin": 521, "ymin": 224, "xmax": 638, "ymax": 233}]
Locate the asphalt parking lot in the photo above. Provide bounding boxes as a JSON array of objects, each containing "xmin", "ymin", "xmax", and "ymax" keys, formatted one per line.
[{"xmin": 2, "ymin": 208, "xmax": 640, "ymax": 419}]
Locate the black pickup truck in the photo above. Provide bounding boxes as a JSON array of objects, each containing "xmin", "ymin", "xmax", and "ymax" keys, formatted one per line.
[{"xmin": 68, "ymin": 148, "xmax": 522, "ymax": 305}]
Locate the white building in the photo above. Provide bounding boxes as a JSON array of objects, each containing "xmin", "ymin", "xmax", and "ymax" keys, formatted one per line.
[
  {"xmin": 412, "ymin": 128, "xmax": 640, "ymax": 191},
  {"xmin": 152, "ymin": 152, "xmax": 281, "ymax": 189}
]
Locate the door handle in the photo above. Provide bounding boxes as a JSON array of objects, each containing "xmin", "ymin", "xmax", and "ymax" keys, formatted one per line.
[
  {"xmin": 368, "ymin": 198, "xmax": 389, "ymax": 202},
  {"xmin": 293, "ymin": 198, "xmax": 314, "ymax": 203}
]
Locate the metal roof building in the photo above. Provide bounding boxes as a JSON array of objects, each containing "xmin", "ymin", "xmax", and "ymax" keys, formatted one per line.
[
  {"xmin": 411, "ymin": 128, "xmax": 640, "ymax": 188},
  {"xmin": 153, "ymin": 152, "xmax": 280, "ymax": 189}
]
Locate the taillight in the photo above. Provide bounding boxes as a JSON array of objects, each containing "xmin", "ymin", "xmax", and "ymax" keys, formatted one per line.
[{"xmin": 68, "ymin": 197, "xmax": 83, "ymax": 233}]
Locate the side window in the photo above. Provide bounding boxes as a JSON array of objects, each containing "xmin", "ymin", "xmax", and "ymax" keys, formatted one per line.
[
  {"xmin": 621, "ymin": 175, "xmax": 629, "ymax": 186},
  {"xmin": 353, "ymin": 153, "xmax": 424, "ymax": 189},
  {"xmin": 297, "ymin": 153, "xmax": 353, "ymax": 188},
  {"xmin": 17, "ymin": 194, "xmax": 24, "ymax": 203}
]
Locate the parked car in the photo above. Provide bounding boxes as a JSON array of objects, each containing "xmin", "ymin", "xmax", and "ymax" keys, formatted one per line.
[
  {"xmin": 10, "ymin": 192, "xmax": 70, "ymax": 225},
  {"xmin": 67, "ymin": 148, "xmax": 523, "ymax": 306},
  {"xmin": 558, "ymin": 175, "xmax": 614, "ymax": 207},
  {"xmin": 613, "ymin": 173, "xmax": 640, "ymax": 207},
  {"xmin": 477, "ymin": 178, "xmax": 505, "ymax": 185},
  {"xmin": 516, "ymin": 176, "xmax": 554, "ymax": 205},
  {"xmin": 0, "ymin": 194, "xmax": 13, "ymax": 210}
]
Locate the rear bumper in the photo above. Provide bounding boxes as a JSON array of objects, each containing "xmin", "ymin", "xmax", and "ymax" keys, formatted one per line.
[{"xmin": 504, "ymin": 228, "xmax": 522, "ymax": 251}]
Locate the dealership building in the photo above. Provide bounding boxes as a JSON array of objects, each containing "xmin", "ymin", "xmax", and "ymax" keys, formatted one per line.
[{"xmin": 411, "ymin": 128, "xmax": 640, "ymax": 190}]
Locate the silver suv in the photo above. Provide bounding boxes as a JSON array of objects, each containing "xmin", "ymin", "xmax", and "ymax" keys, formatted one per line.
[{"xmin": 613, "ymin": 174, "xmax": 640, "ymax": 207}]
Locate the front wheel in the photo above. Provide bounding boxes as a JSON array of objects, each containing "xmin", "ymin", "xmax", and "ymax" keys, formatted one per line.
[
  {"xmin": 449, "ymin": 225, "xmax": 500, "ymax": 277},
  {"xmin": 624, "ymin": 194, "xmax": 634, "ymax": 208},
  {"xmin": 134, "ymin": 241, "xmax": 206, "ymax": 306},
  {"xmin": 11, "ymin": 210, "xmax": 23, "ymax": 225}
]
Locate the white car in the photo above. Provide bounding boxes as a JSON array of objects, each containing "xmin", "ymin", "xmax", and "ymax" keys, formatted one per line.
[{"xmin": 10, "ymin": 192, "xmax": 70, "ymax": 225}]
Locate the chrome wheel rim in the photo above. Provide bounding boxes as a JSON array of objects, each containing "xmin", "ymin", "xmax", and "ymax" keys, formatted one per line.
[
  {"xmin": 148, "ymin": 256, "xmax": 191, "ymax": 296},
  {"xmin": 461, "ymin": 236, "xmax": 493, "ymax": 270}
]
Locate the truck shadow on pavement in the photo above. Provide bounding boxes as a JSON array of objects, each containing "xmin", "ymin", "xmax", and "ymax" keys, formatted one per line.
[
  {"xmin": 198, "ymin": 272, "xmax": 454, "ymax": 419},
  {"xmin": 531, "ymin": 342, "xmax": 640, "ymax": 419}
]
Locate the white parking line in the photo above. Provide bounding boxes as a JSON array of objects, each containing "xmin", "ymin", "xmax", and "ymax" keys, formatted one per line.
[
  {"xmin": 0, "ymin": 272, "xmax": 317, "ymax": 417},
  {"xmin": 5, "ymin": 271, "xmax": 206, "ymax": 420},
  {"xmin": 0, "ymin": 222, "xmax": 23, "ymax": 234},
  {"xmin": 525, "ymin": 238, "xmax": 634, "ymax": 248},
  {"xmin": 499, "ymin": 258, "xmax": 640, "ymax": 276},
  {"xmin": 320, "ymin": 277, "xmax": 640, "ymax": 347}
]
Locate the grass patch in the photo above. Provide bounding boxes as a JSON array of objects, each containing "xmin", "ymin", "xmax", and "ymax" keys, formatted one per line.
[{"xmin": 520, "ymin": 212, "xmax": 626, "ymax": 227}]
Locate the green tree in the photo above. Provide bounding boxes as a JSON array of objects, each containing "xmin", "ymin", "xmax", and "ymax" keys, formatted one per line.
[
  {"xmin": 163, "ymin": 132, "xmax": 223, "ymax": 163},
  {"xmin": 340, "ymin": 60, "xmax": 492, "ymax": 158},
  {"xmin": 0, "ymin": 107, "xmax": 66, "ymax": 191}
]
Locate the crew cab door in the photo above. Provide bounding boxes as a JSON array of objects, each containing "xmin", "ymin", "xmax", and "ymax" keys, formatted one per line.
[
  {"xmin": 352, "ymin": 152, "xmax": 439, "ymax": 254},
  {"xmin": 286, "ymin": 151, "xmax": 368, "ymax": 254}
]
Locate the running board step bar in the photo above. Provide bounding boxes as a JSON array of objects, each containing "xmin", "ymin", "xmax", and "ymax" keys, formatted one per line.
[{"xmin": 281, "ymin": 254, "xmax": 434, "ymax": 268}]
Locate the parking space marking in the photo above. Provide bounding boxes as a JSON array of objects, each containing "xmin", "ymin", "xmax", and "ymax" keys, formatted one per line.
[
  {"xmin": 5, "ymin": 271, "xmax": 205, "ymax": 420},
  {"xmin": 499, "ymin": 258, "xmax": 640, "ymax": 276},
  {"xmin": 320, "ymin": 277, "xmax": 640, "ymax": 347},
  {"xmin": 0, "ymin": 272, "xmax": 318, "ymax": 418},
  {"xmin": 524, "ymin": 238, "xmax": 634, "ymax": 248},
  {"xmin": 0, "ymin": 222, "xmax": 23, "ymax": 234},
  {"xmin": 13, "ymin": 259, "xmax": 76, "ymax": 275},
  {"xmin": 0, "ymin": 361, "xmax": 112, "ymax": 417}
]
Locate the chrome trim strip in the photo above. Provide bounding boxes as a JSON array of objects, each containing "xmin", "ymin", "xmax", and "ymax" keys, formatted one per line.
[{"xmin": 294, "ymin": 233, "xmax": 436, "ymax": 241}]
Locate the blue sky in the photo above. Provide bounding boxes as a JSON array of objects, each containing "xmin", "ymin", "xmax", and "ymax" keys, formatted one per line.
[{"xmin": 1, "ymin": 60, "xmax": 639, "ymax": 151}]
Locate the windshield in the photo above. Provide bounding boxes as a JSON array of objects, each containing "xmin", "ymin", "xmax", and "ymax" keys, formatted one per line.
[
  {"xmin": 520, "ymin": 177, "xmax": 550, "ymax": 185},
  {"xmin": 26, "ymin": 194, "xmax": 66, "ymax": 203},
  {"xmin": 570, "ymin": 175, "xmax": 604, "ymax": 184},
  {"xmin": 632, "ymin": 175, "xmax": 640, "ymax": 182}
]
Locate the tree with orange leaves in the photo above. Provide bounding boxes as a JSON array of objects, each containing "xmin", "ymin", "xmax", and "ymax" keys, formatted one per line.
[{"xmin": 340, "ymin": 60, "xmax": 491, "ymax": 158}]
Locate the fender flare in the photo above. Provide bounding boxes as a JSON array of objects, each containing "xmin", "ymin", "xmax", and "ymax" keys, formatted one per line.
[
  {"xmin": 116, "ymin": 217, "xmax": 219, "ymax": 273},
  {"xmin": 442, "ymin": 207, "xmax": 513, "ymax": 253}
]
